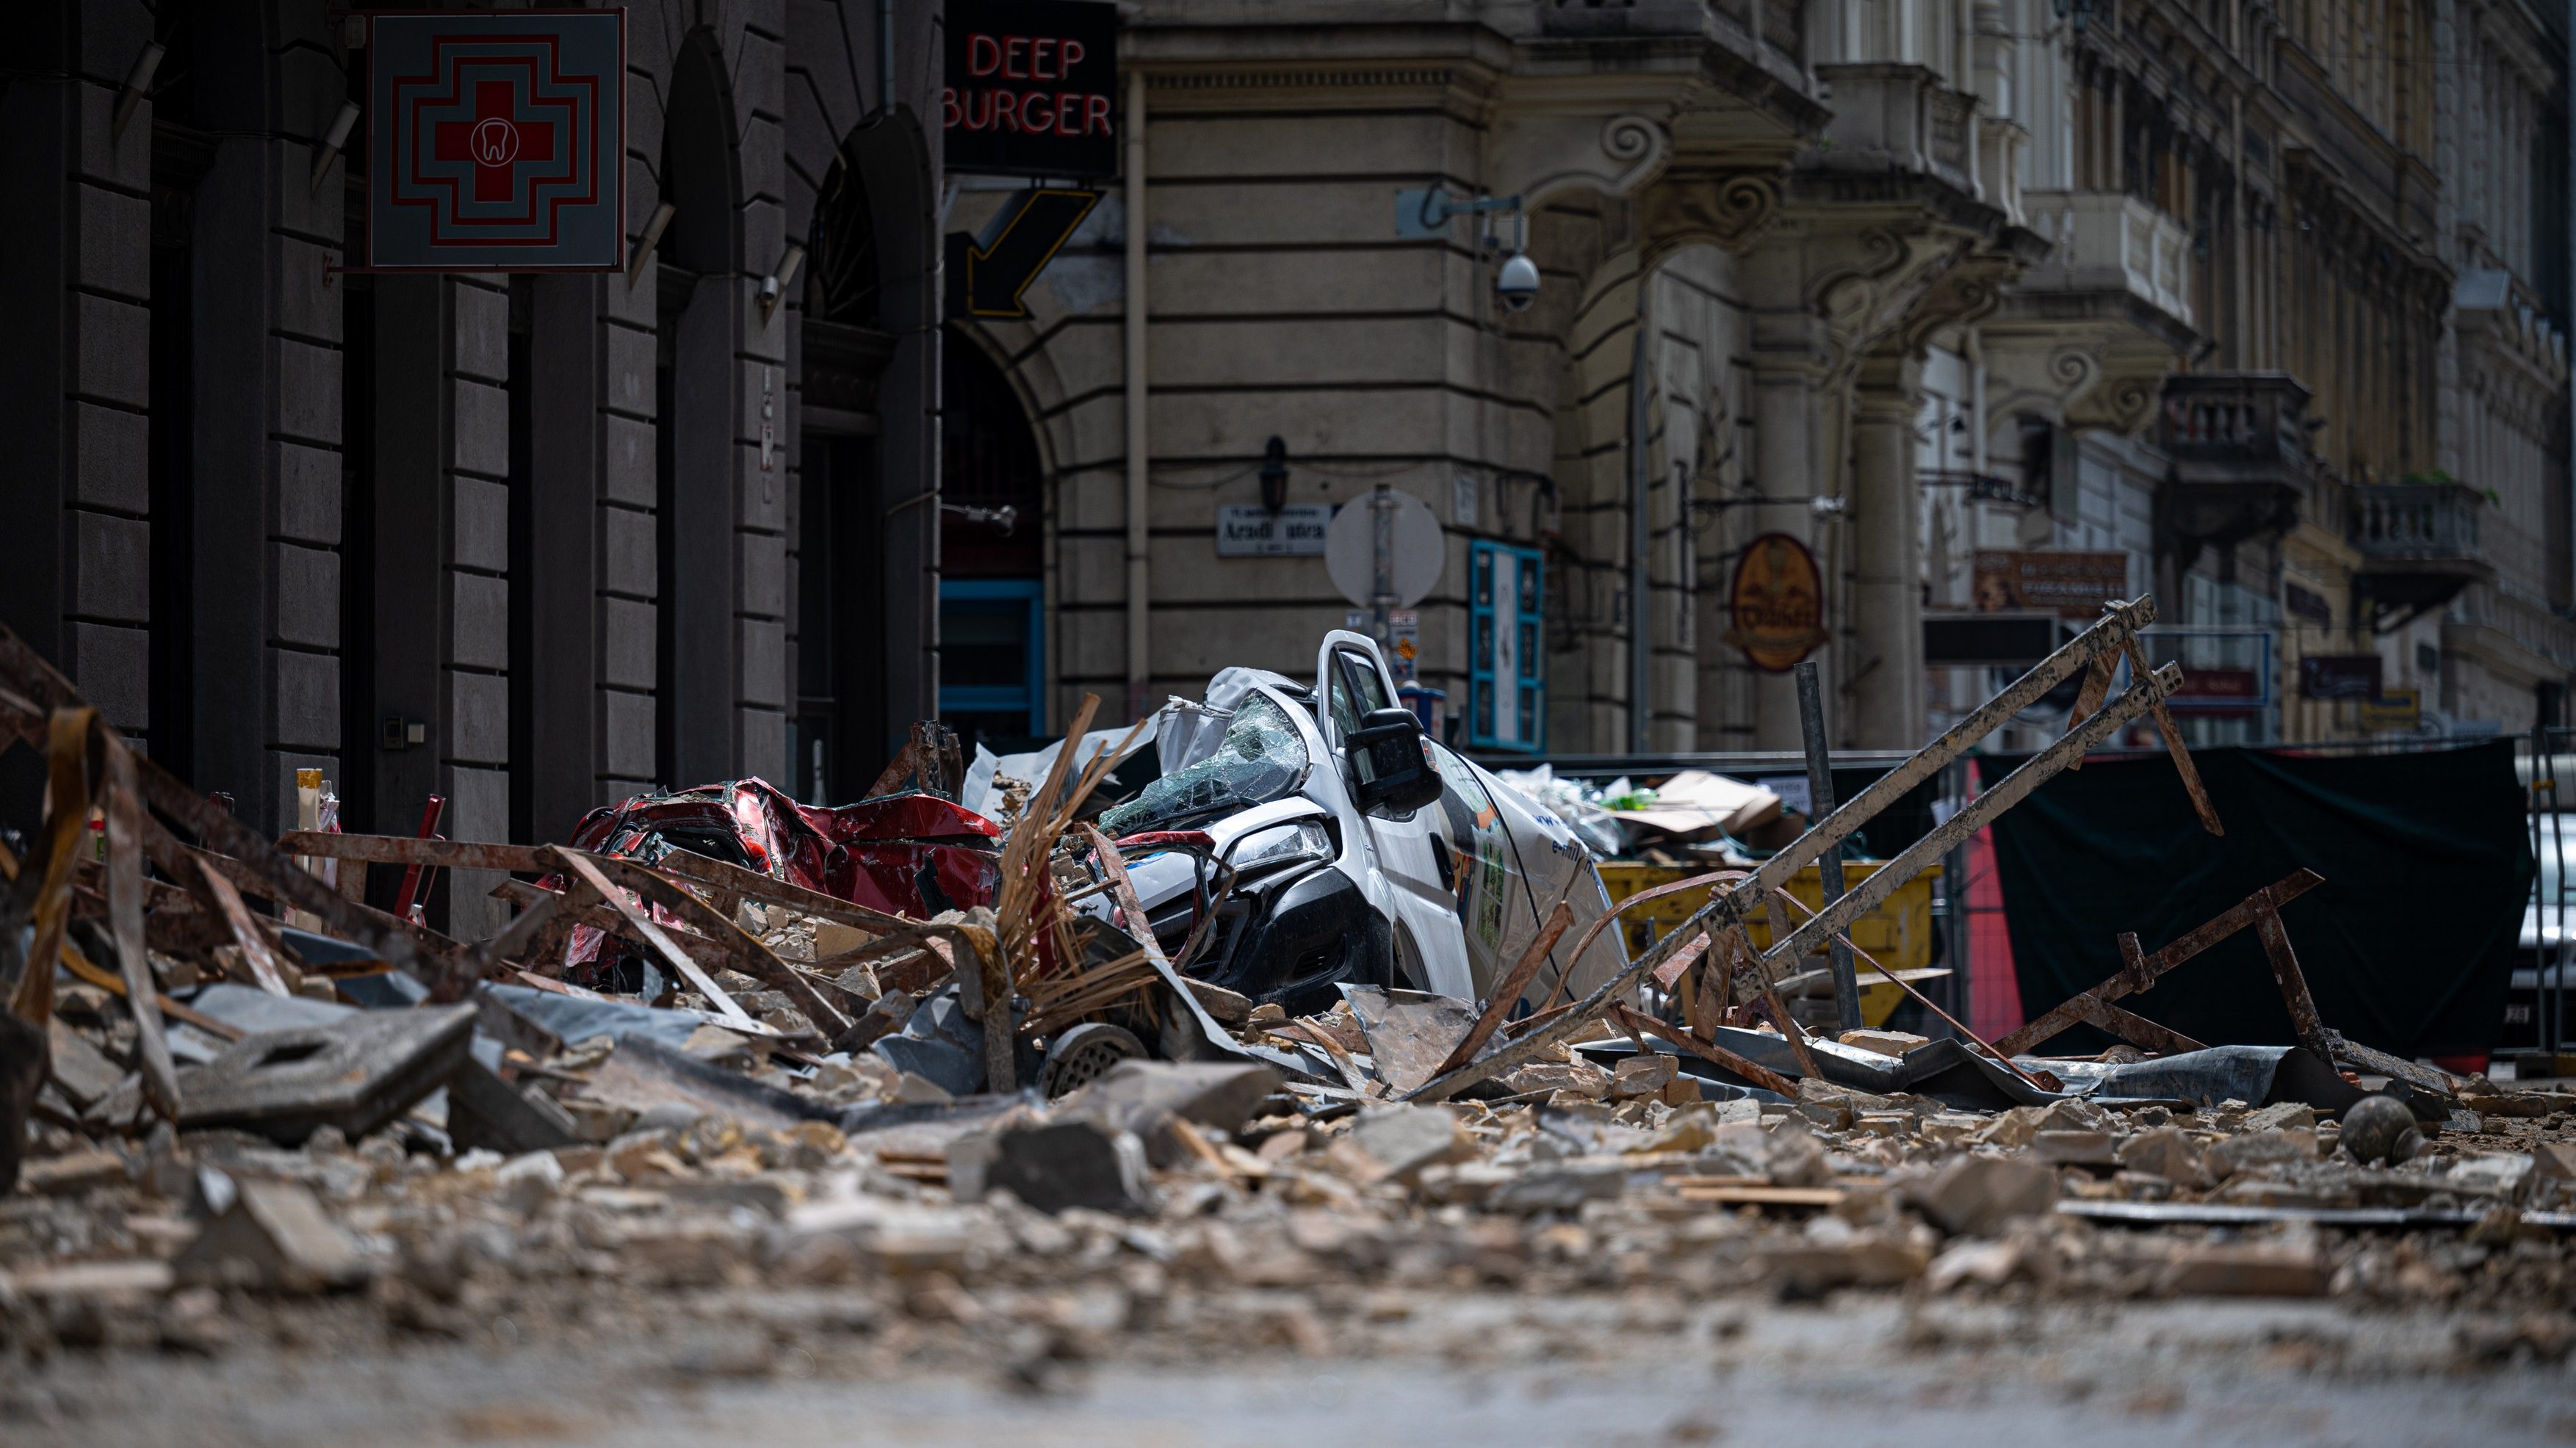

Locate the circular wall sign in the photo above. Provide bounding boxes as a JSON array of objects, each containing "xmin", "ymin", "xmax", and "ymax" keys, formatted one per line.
[
  {"xmin": 1324, "ymin": 488, "xmax": 1444, "ymax": 609},
  {"xmin": 1724, "ymin": 531, "xmax": 1830, "ymax": 672}
]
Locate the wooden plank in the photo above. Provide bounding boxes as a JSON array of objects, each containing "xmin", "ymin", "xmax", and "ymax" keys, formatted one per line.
[
  {"xmin": 0, "ymin": 649, "xmax": 456, "ymax": 995},
  {"xmin": 1429, "ymin": 901, "xmax": 1574, "ymax": 1078},
  {"xmin": 55, "ymin": 940, "xmax": 242, "ymax": 1041},
  {"xmin": 3, "ymin": 706, "xmax": 94, "ymax": 1022},
  {"xmin": 652, "ymin": 847, "xmax": 918, "ymax": 933},
  {"xmin": 1610, "ymin": 1003, "xmax": 1800, "ymax": 1098},
  {"xmin": 190, "ymin": 855, "xmax": 294, "ymax": 997},
  {"xmin": 275, "ymin": 830, "xmax": 552, "ymax": 875},
  {"xmin": 1674, "ymin": 1186, "xmax": 1847, "ymax": 1207},
  {"xmin": 553, "ymin": 852, "xmax": 757, "ymax": 1024},
  {"xmin": 579, "ymin": 852, "xmax": 854, "ymax": 1036},
  {"xmin": 101, "ymin": 748, "xmax": 178, "ymax": 1119}
]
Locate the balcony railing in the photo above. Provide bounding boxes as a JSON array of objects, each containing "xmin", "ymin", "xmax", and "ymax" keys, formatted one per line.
[
  {"xmin": 1814, "ymin": 63, "xmax": 1978, "ymax": 194},
  {"xmin": 1542, "ymin": 0, "xmax": 1804, "ymax": 58},
  {"xmin": 2021, "ymin": 190, "xmax": 2192, "ymax": 325},
  {"xmin": 2349, "ymin": 483, "xmax": 2483, "ymax": 562},
  {"xmin": 2156, "ymin": 373, "xmax": 2308, "ymax": 467}
]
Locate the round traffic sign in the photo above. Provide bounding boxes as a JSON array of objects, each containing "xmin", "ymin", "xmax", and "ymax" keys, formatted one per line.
[{"xmin": 1324, "ymin": 488, "xmax": 1444, "ymax": 609}]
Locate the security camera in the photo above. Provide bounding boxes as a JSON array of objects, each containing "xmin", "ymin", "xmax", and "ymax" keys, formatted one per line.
[{"xmin": 1496, "ymin": 251, "xmax": 1540, "ymax": 311}]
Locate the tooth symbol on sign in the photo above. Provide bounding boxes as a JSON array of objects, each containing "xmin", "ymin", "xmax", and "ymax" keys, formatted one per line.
[{"xmin": 470, "ymin": 116, "xmax": 519, "ymax": 166}]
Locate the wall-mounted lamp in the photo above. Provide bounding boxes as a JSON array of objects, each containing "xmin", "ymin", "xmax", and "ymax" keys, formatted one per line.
[
  {"xmin": 1259, "ymin": 435, "xmax": 1290, "ymax": 513},
  {"xmin": 111, "ymin": 42, "xmax": 165, "ymax": 142},
  {"xmin": 758, "ymin": 241, "xmax": 807, "ymax": 323},
  {"xmin": 308, "ymin": 101, "xmax": 361, "ymax": 196},
  {"xmin": 626, "ymin": 203, "xmax": 677, "ymax": 289}
]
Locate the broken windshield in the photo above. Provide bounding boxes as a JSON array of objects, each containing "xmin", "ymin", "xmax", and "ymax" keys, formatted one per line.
[{"xmin": 1101, "ymin": 690, "xmax": 1309, "ymax": 835}]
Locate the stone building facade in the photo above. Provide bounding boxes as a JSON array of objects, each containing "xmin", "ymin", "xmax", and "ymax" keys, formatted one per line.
[
  {"xmin": 966, "ymin": 0, "xmax": 2570, "ymax": 757},
  {"xmin": 6, "ymin": 1, "xmax": 2572, "ymax": 946},
  {"xmin": 0, "ymin": 0, "xmax": 946, "ymax": 935}
]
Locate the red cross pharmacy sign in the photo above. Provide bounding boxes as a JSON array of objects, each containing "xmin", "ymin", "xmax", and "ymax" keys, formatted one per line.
[{"xmin": 365, "ymin": 10, "xmax": 624, "ymax": 271}]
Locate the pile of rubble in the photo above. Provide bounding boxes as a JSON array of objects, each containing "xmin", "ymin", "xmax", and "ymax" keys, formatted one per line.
[
  {"xmin": 3, "ymin": 601, "xmax": 2574, "ymax": 1383},
  {"xmin": 6, "ymin": 1015, "xmax": 2575, "ymax": 1374}
]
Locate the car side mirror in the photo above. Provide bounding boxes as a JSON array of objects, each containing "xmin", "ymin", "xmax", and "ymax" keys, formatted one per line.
[{"xmin": 1346, "ymin": 706, "xmax": 1443, "ymax": 818}]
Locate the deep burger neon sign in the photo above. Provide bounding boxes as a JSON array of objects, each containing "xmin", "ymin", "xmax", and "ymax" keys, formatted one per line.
[{"xmin": 943, "ymin": 0, "xmax": 1118, "ymax": 178}]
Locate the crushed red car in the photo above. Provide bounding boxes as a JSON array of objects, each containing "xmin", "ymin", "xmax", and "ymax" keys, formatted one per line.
[{"xmin": 552, "ymin": 777, "xmax": 1002, "ymax": 991}]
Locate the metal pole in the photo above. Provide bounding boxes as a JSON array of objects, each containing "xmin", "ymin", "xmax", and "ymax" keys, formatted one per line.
[
  {"xmin": 1627, "ymin": 272, "xmax": 1652, "ymax": 754},
  {"xmin": 1369, "ymin": 481, "xmax": 1396, "ymax": 646},
  {"xmin": 1122, "ymin": 69, "xmax": 1152, "ymax": 724},
  {"xmin": 2550, "ymin": 725, "xmax": 2567, "ymax": 1063},
  {"xmin": 2536, "ymin": 726, "xmax": 2551, "ymax": 1066},
  {"xmin": 1795, "ymin": 659, "xmax": 1861, "ymax": 1031}
]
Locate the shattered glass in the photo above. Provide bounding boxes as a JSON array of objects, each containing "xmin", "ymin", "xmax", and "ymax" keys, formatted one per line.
[{"xmin": 1102, "ymin": 690, "xmax": 1309, "ymax": 835}]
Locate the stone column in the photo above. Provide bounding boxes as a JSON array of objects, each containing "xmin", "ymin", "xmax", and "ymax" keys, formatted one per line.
[
  {"xmin": 598, "ymin": 272, "xmax": 661, "ymax": 804},
  {"xmin": 1744, "ymin": 287, "xmax": 1831, "ymax": 749},
  {"xmin": 1850, "ymin": 352, "xmax": 1926, "ymax": 748},
  {"xmin": 525, "ymin": 276, "xmax": 607, "ymax": 840},
  {"xmin": 0, "ymin": 2, "xmax": 156, "ymax": 775},
  {"xmin": 369, "ymin": 275, "xmax": 511, "ymax": 940},
  {"xmin": 185, "ymin": 1, "xmax": 347, "ymax": 835}
]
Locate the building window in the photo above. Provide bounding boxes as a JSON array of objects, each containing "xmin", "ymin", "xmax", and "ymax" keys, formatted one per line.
[
  {"xmin": 1468, "ymin": 540, "xmax": 1545, "ymax": 753},
  {"xmin": 939, "ymin": 579, "xmax": 1046, "ymax": 745}
]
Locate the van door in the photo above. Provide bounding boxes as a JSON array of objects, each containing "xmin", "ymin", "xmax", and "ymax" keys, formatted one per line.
[{"xmin": 1315, "ymin": 631, "xmax": 1473, "ymax": 998}]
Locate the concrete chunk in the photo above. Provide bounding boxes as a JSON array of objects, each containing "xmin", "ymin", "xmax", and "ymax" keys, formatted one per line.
[
  {"xmin": 1905, "ymin": 1156, "xmax": 2057, "ymax": 1236},
  {"xmin": 175, "ymin": 1004, "xmax": 476, "ymax": 1145},
  {"xmin": 1057, "ymin": 1059, "xmax": 1281, "ymax": 1166},
  {"xmin": 953, "ymin": 1121, "xmax": 1152, "ymax": 1216},
  {"xmin": 1836, "ymin": 1029, "xmax": 1930, "ymax": 1057},
  {"xmin": 1347, "ymin": 1104, "xmax": 1470, "ymax": 1181},
  {"xmin": 2157, "ymin": 1239, "xmax": 2327, "ymax": 1297},
  {"xmin": 2115, "ymin": 1126, "xmax": 2210, "ymax": 1188},
  {"xmin": 44, "ymin": 1018, "xmax": 124, "ymax": 1109},
  {"xmin": 447, "ymin": 1057, "xmax": 585, "ymax": 1155},
  {"xmin": 2032, "ymin": 1129, "xmax": 2116, "ymax": 1167},
  {"xmin": 1609, "ymin": 1053, "xmax": 1679, "ymax": 1099},
  {"xmin": 18, "ymin": 1148, "xmax": 129, "ymax": 1197},
  {"xmin": 2205, "ymin": 1128, "xmax": 2318, "ymax": 1177},
  {"xmin": 174, "ymin": 1179, "xmax": 371, "ymax": 1293},
  {"xmin": 2446, "ymin": 1153, "xmax": 2537, "ymax": 1202},
  {"xmin": 1489, "ymin": 1159, "xmax": 1630, "ymax": 1213}
]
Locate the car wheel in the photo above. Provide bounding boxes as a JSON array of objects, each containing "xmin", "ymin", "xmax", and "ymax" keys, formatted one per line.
[{"xmin": 1038, "ymin": 1021, "xmax": 1147, "ymax": 1098}]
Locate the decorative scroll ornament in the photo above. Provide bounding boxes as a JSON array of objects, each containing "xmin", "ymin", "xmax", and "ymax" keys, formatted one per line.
[{"xmin": 1498, "ymin": 112, "xmax": 1675, "ymax": 211}]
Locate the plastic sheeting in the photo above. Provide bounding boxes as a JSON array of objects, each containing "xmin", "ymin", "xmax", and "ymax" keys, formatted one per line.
[
  {"xmin": 1102, "ymin": 692, "xmax": 1310, "ymax": 836},
  {"xmin": 1490, "ymin": 762, "xmax": 1625, "ymax": 857},
  {"xmin": 2041, "ymin": 1043, "xmax": 2367, "ymax": 1112},
  {"xmin": 1990, "ymin": 742, "xmax": 2532, "ymax": 1059},
  {"xmin": 992, "ymin": 727, "xmax": 1147, "ymax": 795},
  {"xmin": 1155, "ymin": 667, "xmax": 1304, "ymax": 774}
]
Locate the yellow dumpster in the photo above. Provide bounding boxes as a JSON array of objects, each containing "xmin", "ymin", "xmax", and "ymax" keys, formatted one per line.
[{"xmin": 1595, "ymin": 860, "xmax": 1942, "ymax": 1028}]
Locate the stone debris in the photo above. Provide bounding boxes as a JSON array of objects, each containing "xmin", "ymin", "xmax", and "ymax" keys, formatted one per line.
[
  {"xmin": 3, "ymin": 1003, "xmax": 2573, "ymax": 1371},
  {"xmin": 0, "ymin": 629, "xmax": 2570, "ymax": 1381}
]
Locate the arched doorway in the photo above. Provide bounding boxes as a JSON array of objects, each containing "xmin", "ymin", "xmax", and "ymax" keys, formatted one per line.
[
  {"xmin": 654, "ymin": 35, "xmax": 741, "ymax": 788},
  {"xmin": 937, "ymin": 334, "xmax": 1046, "ymax": 754},
  {"xmin": 793, "ymin": 113, "xmax": 941, "ymax": 804},
  {"xmin": 793, "ymin": 147, "xmax": 894, "ymax": 803}
]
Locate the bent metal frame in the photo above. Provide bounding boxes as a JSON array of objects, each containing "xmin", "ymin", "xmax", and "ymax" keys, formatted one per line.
[{"xmin": 1408, "ymin": 594, "xmax": 2224, "ymax": 1102}]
